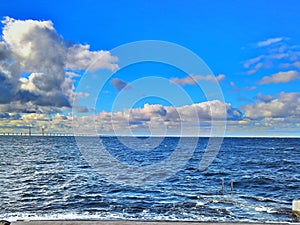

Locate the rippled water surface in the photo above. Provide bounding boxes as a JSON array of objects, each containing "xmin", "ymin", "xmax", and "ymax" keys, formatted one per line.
[{"xmin": 0, "ymin": 136, "xmax": 299, "ymax": 222}]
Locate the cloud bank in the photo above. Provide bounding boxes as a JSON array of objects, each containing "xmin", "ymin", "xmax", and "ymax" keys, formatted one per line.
[{"xmin": 72, "ymin": 100, "xmax": 242, "ymax": 135}]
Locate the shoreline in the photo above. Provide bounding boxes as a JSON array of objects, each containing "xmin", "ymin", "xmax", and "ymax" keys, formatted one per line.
[{"xmin": 11, "ymin": 220, "xmax": 296, "ymax": 225}]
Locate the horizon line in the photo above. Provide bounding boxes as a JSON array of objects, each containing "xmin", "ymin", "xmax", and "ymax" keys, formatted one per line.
[{"xmin": 0, "ymin": 133, "xmax": 299, "ymax": 138}]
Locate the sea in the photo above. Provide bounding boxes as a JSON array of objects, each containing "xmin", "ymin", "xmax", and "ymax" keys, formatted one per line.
[{"xmin": 0, "ymin": 136, "xmax": 299, "ymax": 222}]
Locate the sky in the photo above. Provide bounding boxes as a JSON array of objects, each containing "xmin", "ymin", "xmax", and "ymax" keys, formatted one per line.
[{"xmin": 1, "ymin": 0, "xmax": 300, "ymax": 136}]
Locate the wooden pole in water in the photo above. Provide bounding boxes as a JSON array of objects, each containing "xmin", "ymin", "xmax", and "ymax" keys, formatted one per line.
[
  {"xmin": 221, "ymin": 178, "xmax": 224, "ymax": 195},
  {"xmin": 230, "ymin": 180, "xmax": 234, "ymax": 194}
]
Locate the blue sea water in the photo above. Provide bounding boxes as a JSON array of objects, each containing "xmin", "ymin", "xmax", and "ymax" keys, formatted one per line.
[{"xmin": 0, "ymin": 136, "xmax": 299, "ymax": 222}]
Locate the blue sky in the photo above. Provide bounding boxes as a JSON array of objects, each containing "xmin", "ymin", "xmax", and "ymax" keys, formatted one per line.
[{"xmin": 1, "ymin": 0, "xmax": 300, "ymax": 136}]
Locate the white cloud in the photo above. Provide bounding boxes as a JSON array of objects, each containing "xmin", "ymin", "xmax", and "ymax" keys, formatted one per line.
[
  {"xmin": 244, "ymin": 55, "xmax": 264, "ymax": 69},
  {"xmin": 242, "ymin": 92, "xmax": 300, "ymax": 119},
  {"xmin": 0, "ymin": 17, "xmax": 118, "ymax": 113},
  {"xmin": 247, "ymin": 62, "xmax": 264, "ymax": 75},
  {"xmin": 279, "ymin": 61, "xmax": 300, "ymax": 69},
  {"xmin": 170, "ymin": 74, "xmax": 225, "ymax": 85},
  {"xmin": 244, "ymin": 37, "xmax": 300, "ymax": 75},
  {"xmin": 257, "ymin": 37, "xmax": 285, "ymax": 47},
  {"xmin": 294, "ymin": 61, "xmax": 300, "ymax": 68},
  {"xmin": 258, "ymin": 70, "xmax": 300, "ymax": 84},
  {"xmin": 66, "ymin": 44, "xmax": 118, "ymax": 71},
  {"xmin": 66, "ymin": 71, "xmax": 81, "ymax": 78},
  {"xmin": 2, "ymin": 17, "xmax": 55, "ymax": 59},
  {"xmin": 229, "ymin": 81, "xmax": 256, "ymax": 93}
]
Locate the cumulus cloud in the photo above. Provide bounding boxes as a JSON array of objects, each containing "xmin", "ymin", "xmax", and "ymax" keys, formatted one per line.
[
  {"xmin": 170, "ymin": 74, "xmax": 225, "ymax": 85},
  {"xmin": 0, "ymin": 17, "xmax": 118, "ymax": 113},
  {"xmin": 110, "ymin": 78, "xmax": 131, "ymax": 91},
  {"xmin": 242, "ymin": 92, "xmax": 300, "ymax": 119},
  {"xmin": 66, "ymin": 44, "xmax": 118, "ymax": 71},
  {"xmin": 125, "ymin": 100, "xmax": 241, "ymax": 123},
  {"xmin": 258, "ymin": 70, "xmax": 300, "ymax": 84}
]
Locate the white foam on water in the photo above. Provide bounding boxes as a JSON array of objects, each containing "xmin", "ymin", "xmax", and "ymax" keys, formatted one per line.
[
  {"xmin": 255, "ymin": 206, "xmax": 277, "ymax": 214},
  {"xmin": 196, "ymin": 201, "xmax": 207, "ymax": 206},
  {"xmin": 1, "ymin": 211, "xmax": 251, "ymax": 223}
]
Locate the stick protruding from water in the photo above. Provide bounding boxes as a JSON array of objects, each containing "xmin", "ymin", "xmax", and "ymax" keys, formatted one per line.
[{"xmin": 221, "ymin": 178, "xmax": 224, "ymax": 195}]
